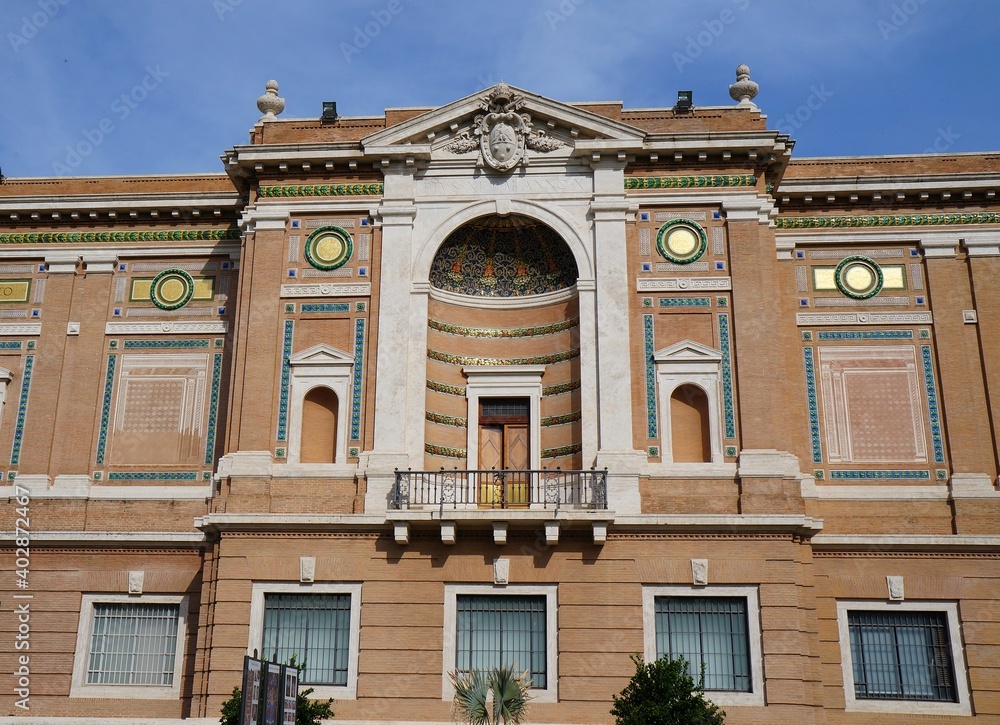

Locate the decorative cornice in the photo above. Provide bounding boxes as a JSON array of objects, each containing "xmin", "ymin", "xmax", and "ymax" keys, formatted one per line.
[
  {"xmin": 425, "ymin": 411, "xmax": 468, "ymax": 428},
  {"xmin": 636, "ymin": 278, "xmax": 731, "ymax": 292},
  {"xmin": 0, "ymin": 229, "xmax": 239, "ymax": 244},
  {"xmin": 105, "ymin": 321, "xmax": 228, "ymax": 335},
  {"xmin": 427, "ymin": 347, "xmax": 579, "ymax": 366},
  {"xmin": 796, "ymin": 312, "xmax": 932, "ymax": 327},
  {"xmin": 425, "ymin": 443, "xmax": 467, "ymax": 458},
  {"xmin": 776, "ymin": 212, "xmax": 1000, "ymax": 229},
  {"xmin": 625, "ymin": 174, "xmax": 755, "ymax": 190},
  {"xmin": 280, "ymin": 283, "xmax": 371, "ymax": 298},
  {"xmin": 258, "ymin": 183, "xmax": 383, "ymax": 198},
  {"xmin": 0, "ymin": 323, "xmax": 41, "ymax": 336}
]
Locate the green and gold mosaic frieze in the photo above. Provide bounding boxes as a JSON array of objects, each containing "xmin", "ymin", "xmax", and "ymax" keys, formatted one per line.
[
  {"xmin": 543, "ymin": 379, "xmax": 581, "ymax": 396},
  {"xmin": 426, "ymin": 411, "xmax": 468, "ymax": 428},
  {"xmin": 427, "ymin": 380, "xmax": 466, "ymax": 396},
  {"xmin": 541, "ymin": 443, "xmax": 583, "ymax": 459},
  {"xmin": 428, "ymin": 318, "xmax": 579, "ymax": 338},
  {"xmin": 775, "ymin": 212, "xmax": 1000, "ymax": 229},
  {"xmin": 427, "ymin": 348, "xmax": 580, "ymax": 366},
  {"xmin": 0, "ymin": 229, "xmax": 239, "ymax": 244},
  {"xmin": 541, "ymin": 411, "xmax": 581, "ymax": 427},
  {"xmin": 625, "ymin": 174, "xmax": 755, "ymax": 190},
  {"xmin": 258, "ymin": 183, "xmax": 383, "ymax": 198},
  {"xmin": 425, "ymin": 443, "xmax": 467, "ymax": 459}
]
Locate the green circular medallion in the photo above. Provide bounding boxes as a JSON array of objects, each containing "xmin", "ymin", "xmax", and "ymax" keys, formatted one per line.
[
  {"xmin": 835, "ymin": 255, "xmax": 884, "ymax": 299},
  {"xmin": 304, "ymin": 226, "xmax": 354, "ymax": 271},
  {"xmin": 150, "ymin": 268, "xmax": 195, "ymax": 310},
  {"xmin": 655, "ymin": 220, "xmax": 707, "ymax": 264}
]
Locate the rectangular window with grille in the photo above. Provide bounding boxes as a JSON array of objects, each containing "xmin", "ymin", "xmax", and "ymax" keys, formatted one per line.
[
  {"xmin": 654, "ymin": 596, "xmax": 750, "ymax": 692},
  {"xmin": 262, "ymin": 593, "xmax": 352, "ymax": 686},
  {"xmin": 86, "ymin": 603, "xmax": 180, "ymax": 686},
  {"xmin": 848, "ymin": 610, "xmax": 956, "ymax": 702},
  {"xmin": 455, "ymin": 595, "xmax": 547, "ymax": 688}
]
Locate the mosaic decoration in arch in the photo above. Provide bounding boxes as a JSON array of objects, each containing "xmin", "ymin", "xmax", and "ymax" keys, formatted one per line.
[
  {"xmin": 95, "ymin": 355, "xmax": 117, "ymax": 465},
  {"xmin": 541, "ymin": 411, "xmax": 581, "ymax": 427},
  {"xmin": 542, "ymin": 443, "xmax": 583, "ymax": 459},
  {"xmin": 625, "ymin": 174, "xmax": 755, "ymax": 190},
  {"xmin": 543, "ymin": 379, "xmax": 581, "ymax": 396},
  {"xmin": 426, "ymin": 380, "xmax": 466, "ymax": 397},
  {"xmin": 425, "ymin": 443, "xmax": 467, "ymax": 459},
  {"xmin": 122, "ymin": 339, "xmax": 211, "ymax": 348},
  {"xmin": 258, "ymin": 183, "xmax": 383, "ymax": 198},
  {"xmin": 921, "ymin": 345, "xmax": 945, "ymax": 464},
  {"xmin": 428, "ymin": 318, "xmax": 578, "ymax": 338},
  {"xmin": 817, "ymin": 330, "xmax": 913, "ymax": 341},
  {"xmin": 659, "ymin": 297, "xmax": 711, "ymax": 308},
  {"xmin": 426, "ymin": 411, "xmax": 467, "ymax": 428},
  {"xmin": 9, "ymin": 355, "xmax": 33, "ymax": 466},
  {"xmin": 351, "ymin": 317, "xmax": 365, "ymax": 440},
  {"xmin": 643, "ymin": 314, "xmax": 657, "ymax": 439},
  {"xmin": 803, "ymin": 347, "xmax": 822, "ymax": 464},
  {"xmin": 276, "ymin": 320, "xmax": 294, "ymax": 442},
  {"xmin": 718, "ymin": 313, "xmax": 735, "ymax": 439},
  {"xmin": 428, "ymin": 216, "xmax": 578, "ymax": 297},
  {"xmin": 204, "ymin": 353, "xmax": 223, "ymax": 466},
  {"xmin": 301, "ymin": 303, "xmax": 351, "ymax": 313},
  {"xmin": 427, "ymin": 348, "xmax": 579, "ymax": 367},
  {"xmin": 775, "ymin": 211, "xmax": 1000, "ymax": 229},
  {"xmin": 829, "ymin": 469, "xmax": 930, "ymax": 480},
  {"xmin": 107, "ymin": 471, "xmax": 199, "ymax": 481},
  {"xmin": 0, "ymin": 229, "xmax": 239, "ymax": 245}
]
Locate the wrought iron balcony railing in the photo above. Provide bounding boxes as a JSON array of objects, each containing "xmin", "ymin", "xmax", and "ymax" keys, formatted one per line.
[{"xmin": 391, "ymin": 468, "xmax": 608, "ymax": 512}]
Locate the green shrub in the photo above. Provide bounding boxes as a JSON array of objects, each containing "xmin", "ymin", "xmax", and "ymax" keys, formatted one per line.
[{"xmin": 611, "ymin": 654, "xmax": 725, "ymax": 725}]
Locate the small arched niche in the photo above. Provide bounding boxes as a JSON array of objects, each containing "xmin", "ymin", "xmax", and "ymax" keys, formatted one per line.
[
  {"xmin": 287, "ymin": 344, "xmax": 353, "ymax": 466},
  {"xmin": 653, "ymin": 340, "xmax": 724, "ymax": 465},
  {"xmin": 300, "ymin": 387, "xmax": 338, "ymax": 464}
]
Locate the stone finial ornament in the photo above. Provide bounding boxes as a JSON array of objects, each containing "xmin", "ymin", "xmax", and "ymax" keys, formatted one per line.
[
  {"xmin": 728, "ymin": 64, "xmax": 759, "ymax": 108},
  {"xmin": 257, "ymin": 80, "xmax": 285, "ymax": 121}
]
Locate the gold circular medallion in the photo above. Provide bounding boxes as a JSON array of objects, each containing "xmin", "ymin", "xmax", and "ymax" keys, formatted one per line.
[{"xmin": 304, "ymin": 226, "xmax": 353, "ymax": 271}]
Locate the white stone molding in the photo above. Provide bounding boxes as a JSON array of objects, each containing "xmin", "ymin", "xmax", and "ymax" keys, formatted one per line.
[
  {"xmin": 796, "ymin": 312, "xmax": 933, "ymax": 326},
  {"xmin": 493, "ymin": 558, "xmax": 509, "ymax": 585},
  {"xmin": 83, "ymin": 252, "xmax": 118, "ymax": 274},
  {"xmin": 104, "ymin": 321, "xmax": 228, "ymax": 335},
  {"xmin": 45, "ymin": 250, "xmax": 80, "ymax": 273},
  {"xmin": 0, "ymin": 323, "xmax": 41, "ymax": 336},
  {"xmin": 691, "ymin": 559, "xmax": 708, "ymax": 586},
  {"xmin": 653, "ymin": 340, "xmax": 724, "ymax": 464},
  {"xmin": 247, "ymin": 582, "xmax": 362, "ymax": 700},
  {"xmin": 886, "ymin": 575, "xmax": 904, "ymax": 601},
  {"xmin": 279, "ymin": 283, "xmax": 371, "ymax": 298},
  {"xmin": 642, "ymin": 585, "xmax": 765, "ymax": 707},
  {"xmin": 836, "ymin": 600, "xmax": 971, "ymax": 717},
  {"xmin": 0, "ymin": 482, "xmax": 214, "ymax": 500},
  {"xmin": 919, "ymin": 233, "xmax": 960, "ymax": 258},
  {"xmin": 963, "ymin": 232, "xmax": 1000, "ymax": 256},
  {"xmin": 463, "ymin": 365, "xmax": 545, "ymax": 470},
  {"xmin": 737, "ymin": 449, "xmax": 803, "ymax": 479},
  {"xmin": 286, "ymin": 344, "xmax": 354, "ymax": 465},
  {"xmin": 636, "ymin": 277, "xmax": 731, "ymax": 292},
  {"xmin": 240, "ymin": 206, "xmax": 289, "ymax": 233},
  {"xmin": 800, "ymin": 479, "xmax": 949, "ymax": 501},
  {"xmin": 721, "ymin": 195, "xmax": 776, "ymax": 226},
  {"xmin": 949, "ymin": 473, "xmax": 1000, "ymax": 499},
  {"xmin": 428, "ymin": 284, "xmax": 578, "ymax": 309},
  {"xmin": 299, "ymin": 557, "xmax": 316, "ymax": 583},
  {"xmin": 492, "ymin": 522, "xmax": 508, "ymax": 546},
  {"xmin": 128, "ymin": 570, "xmax": 144, "ymax": 595},
  {"xmin": 216, "ymin": 451, "xmax": 273, "ymax": 478}
]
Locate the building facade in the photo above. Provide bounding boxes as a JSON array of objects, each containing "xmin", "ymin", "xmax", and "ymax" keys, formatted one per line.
[{"xmin": 1, "ymin": 72, "xmax": 999, "ymax": 723}]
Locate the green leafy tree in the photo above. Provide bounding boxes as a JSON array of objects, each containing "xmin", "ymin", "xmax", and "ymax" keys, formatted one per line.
[
  {"xmin": 611, "ymin": 654, "xmax": 725, "ymax": 725},
  {"xmin": 449, "ymin": 664, "xmax": 532, "ymax": 725}
]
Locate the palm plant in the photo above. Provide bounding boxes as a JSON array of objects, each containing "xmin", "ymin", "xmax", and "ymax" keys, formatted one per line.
[{"xmin": 450, "ymin": 664, "xmax": 532, "ymax": 725}]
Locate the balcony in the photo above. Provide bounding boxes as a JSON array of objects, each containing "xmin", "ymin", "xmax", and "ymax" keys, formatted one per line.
[
  {"xmin": 391, "ymin": 468, "xmax": 607, "ymax": 511},
  {"xmin": 389, "ymin": 468, "xmax": 610, "ymax": 546}
]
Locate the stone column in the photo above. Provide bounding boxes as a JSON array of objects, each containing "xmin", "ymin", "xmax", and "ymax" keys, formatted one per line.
[
  {"xmin": 591, "ymin": 158, "xmax": 645, "ymax": 514},
  {"xmin": 363, "ymin": 165, "xmax": 417, "ymax": 513}
]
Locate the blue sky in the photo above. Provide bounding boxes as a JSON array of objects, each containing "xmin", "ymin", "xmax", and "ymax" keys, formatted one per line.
[{"xmin": 2, "ymin": 0, "xmax": 997, "ymax": 178}]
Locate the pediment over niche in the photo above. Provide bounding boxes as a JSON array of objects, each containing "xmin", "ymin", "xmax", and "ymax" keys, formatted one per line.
[
  {"xmin": 653, "ymin": 339, "xmax": 723, "ymax": 364},
  {"xmin": 363, "ymin": 82, "xmax": 645, "ymax": 169},
  {"xmin": 288, "ymin": 344, "xmax": 354, "ymax": 367}
]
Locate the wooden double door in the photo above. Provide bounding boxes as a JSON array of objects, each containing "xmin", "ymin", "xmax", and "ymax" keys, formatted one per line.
[{"xmin": 478, "ymin": 398, "xmax": 530, "ymax": 507}]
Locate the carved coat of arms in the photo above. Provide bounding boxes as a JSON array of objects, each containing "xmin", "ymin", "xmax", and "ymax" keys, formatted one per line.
[{"xmin": 446, "ymin": 83, "xmax": 564, "ymax": 172}]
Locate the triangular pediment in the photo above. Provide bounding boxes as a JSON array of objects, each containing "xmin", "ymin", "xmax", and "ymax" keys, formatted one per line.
[
  {"xmin": 653, "ymin": 339, "xmax": 722, "ymax": 363},
  {"xmin": 363, "ymin": 83, "xmax": 645, "ymax": 156},
  {"xmin": 288, "ymin": 344, "xmax": 354, "ymax": 366}
]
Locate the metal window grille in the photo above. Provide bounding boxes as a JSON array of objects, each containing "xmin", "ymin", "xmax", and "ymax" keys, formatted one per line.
[
  {"xmin": 456, "ymin": 595, "xmax": 546, "ymax": 688},
  {"xmin": 848, "ymin": 610, "xmax": 956, "ymax": 702},
  {"xmin": 86, "ymin": 603, "xmax": 180, "ymax": 686},
  {"xmin": 480, "ymin": 398, "xmax": 529, "ymax": 418},
  {"xmin": 654, "ymin": 597, "xmax": 751, "ymax": 692},
  {"xmin": 263, "ymin": 594, "xmax": 352, "ymax": 686}
]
